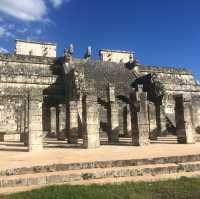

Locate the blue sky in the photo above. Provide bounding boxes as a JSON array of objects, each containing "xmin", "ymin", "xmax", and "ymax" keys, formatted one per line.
[{"xmin": 0, "ymin": 0, "xmax": 200, "ymax": 79}]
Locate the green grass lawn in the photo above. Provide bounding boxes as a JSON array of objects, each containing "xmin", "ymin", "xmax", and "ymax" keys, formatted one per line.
[{"xmin": 1, "ymin": 177, "xmax": 200, "ymax": 199}]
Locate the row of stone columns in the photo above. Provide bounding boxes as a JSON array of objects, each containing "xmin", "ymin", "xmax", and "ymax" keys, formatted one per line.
[{"xmin": 26, "ymin": 85, "xmax": 196, "ymax": 152}]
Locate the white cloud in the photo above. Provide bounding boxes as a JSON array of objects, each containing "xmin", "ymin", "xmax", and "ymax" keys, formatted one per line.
[
  {"xmin": 5, "ymin": 31, "xmax": 15, "ymax": 38},
  {"xmin": 35, "ymin": 29, "xmax": 42, "ymax": 35},
  {"xmin": 0, "ymin": 26, "xmax": 15, "ymax": 38},
  {"xmin": 50, "ymin": 0, "xmax": 70, "ymax": 8},
  {"xmin": 0, "ymin": 27, "xmax": 6, "ymax": 37},
  {"xmin": 0, "ymin": 0, "xmax": 47, "ymax": 21},
  {"xmin": 7, "ymin": 24, "xmax": 15, "ymax": 29},
  {"xmin": 0, "ymin": 47, "xmax": 9, "ymax": 53},
  {"xmin": 17, "ymin": 28, "xmax": 28, "ymax": 34}
]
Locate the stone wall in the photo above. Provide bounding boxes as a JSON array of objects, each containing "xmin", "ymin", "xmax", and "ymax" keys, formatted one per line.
[
  {"xmin": 99, "ymin": 49, "xmax": 134, "ymax": 63},
  {"xmin": 16, "ymin": 40, "xmax": 56, "ymax": 57}
]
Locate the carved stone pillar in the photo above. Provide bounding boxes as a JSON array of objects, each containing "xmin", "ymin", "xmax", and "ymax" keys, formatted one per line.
[
  {"xmin": 148, "ymin": 102, "xmax": 157, "ymax": 140},
  {"xmin": 160, "ymin": 105, "xmax": 167, "ymax": 136},
  {"xmin": 130, "ymin": 85, "xmax": 150, "ymax": 146},
  {"xmin": 57, "ymin": 104, "xmax": 66, "ymax": 140},
  {"xmin": 23, "ymin": 99, "xmax": 29, "ymax": 146},
  {"xmin": 126, "ymin": 105, "xmax": 132, "ymax": 137},
  {"xmin": 20, "ymin": 101, "xmax": 26, "ymax": 142},
  {"xmin": 83, "ymin": 95, "xmax": 100, "ymax": 149},
  {"xmin": 107, "ymin": 84, "xmax": 119, "ymax": 144},
  {"xmin": 28, "ymin": 90, "xmax": 43, "ymax": 152},
  {"xmin": 156, "ymin": 103, "xmax": 167, "ymax": 137},
  {"xmin": 175, "ymin": 94, "xmax": 195, "ymax": 144},
  {"xmin": 77, "ymin": 98, "xmax": 83, "ymax": 138},
  {"xmin": 68, "ymin": 101, "xmax": 78, "ymax": 144},
  {"xmin": 108, "ymin": 103, "xmax": 119, "ymax": 143},
  {"xmin": 50, "ymin": 107, "xmax": 57, "ymax": 137}
]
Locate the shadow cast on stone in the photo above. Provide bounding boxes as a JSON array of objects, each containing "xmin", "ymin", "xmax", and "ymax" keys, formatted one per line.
[
  {"xmin": 0, "ymin": 148, "xmax": 28, "ymax": 152},
  {"xmin": 100, "ymin": 140, "xmax": 133, "ymax": 146},
  {"xmin": 44, "ymin": 144, "xmax": 84, "ymax": 149}
]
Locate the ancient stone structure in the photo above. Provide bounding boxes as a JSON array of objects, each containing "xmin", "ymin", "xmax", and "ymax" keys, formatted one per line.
[{"xmin": 0, "ymin": 39, "xmax": 200, "ymax": 151}]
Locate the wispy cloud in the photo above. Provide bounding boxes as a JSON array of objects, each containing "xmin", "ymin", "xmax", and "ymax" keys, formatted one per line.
[
  {"xmin": 0, "ymin": 0, "xmax": 71, "ymax": 22},
  {"xmin": 17, "ymin": 28, "xmax": 28, "ymax": 34},
  {"xmin": 0, "ymin": 27, "xmax": 6, "ymax": 37},
  {"xmin": 50, "ymin": 0, "xmax": 70, "ymax": 8},
  {"xmin": 35, "ymin": 29, "xmax": 42, "ymax": 35},
  {"xmin": 0, "ymin": 26, "xmax": 15, "ymax": 38},
  {"xmin": 0, "ymin": 47, "xmax": 9, "ymax": 53},
  {"xmin": 0, "ymin": 0, "xmax": 71, "ymax": 51},
  {"xmin": 0, "ymin": 0, "xmax": 47, "ymax": 21}
]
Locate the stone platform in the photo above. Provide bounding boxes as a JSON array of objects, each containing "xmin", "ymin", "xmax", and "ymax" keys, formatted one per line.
[
  {"xmin": 1, "ymin": 138, "xmax": 200, "ymax": 170},
  {"xmin": 1, "ymin": 139, "xmax": 200, "ymax": 194}
]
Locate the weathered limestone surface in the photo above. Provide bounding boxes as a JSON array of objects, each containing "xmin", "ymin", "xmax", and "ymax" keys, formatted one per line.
[
  {"xmin": 192, "ymin": 98, "xmax": 200, "ymax": 131},
  {"xmin": 28, "ymin": 90, "xmax": 43, "ymax": 151},
  {"xmin": 148, "ymin": 102, "xmax": 157, "ymax": 140},
  {"xmin": 57, "ymin": 104, "xmax": 66, "ymax": 140},
  {"xmin": 156, "ymin": 105, "xmax": 167, "ymax": 136},
  {"xmin": 107, "ymin": 85, "xmax": 119, "ymax": 143},
  {"xmin": 126, "ymin": 105, "xmax": 132, "ymax": 137},
  {"xmin": 175, "ymin": 94, "xmax": 195, "ymax": 144},
  {"xmin": 130, "ymin": 85, "xmax": 150, "ymax": 146},
  {"xmin": 108, "ymin": 103, "xmax": 120, "ymax": 143},
  {"xmin": 50, "ymin": 107, "xmax": 57, "ymax": 136},
  {"xmin": 68, "ymin": 101, "xmax": 78, "ymax": 144},
  {"xmin": 83, "ymin": 95, "xmax": 100, "ymax": 149}
]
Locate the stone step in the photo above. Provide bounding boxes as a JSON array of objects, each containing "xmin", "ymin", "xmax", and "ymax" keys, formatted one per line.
[
  {"xmin": 1, "ymin": 161, "xmax": 200, "ymax": 189},
  {"xmin": 0, "ymin": 163, "xmax": 182, "ymax": 188},
  {"xmin": 157, "ymin": 138, "xmax": 177, "ymax": 140},
  {"xmin": 152, "ymin": 136, "xmax": 178, "ymax": 144},
  {"xmin": 2, "ymin": 170, "xmax": 200, "ymax": 195},
  {"xmin": 156, "ymin": 136, "xmax": 178, "ymax": 140},
  {"xmin": 2, "ymin": 154, "xmax": 200, "ymax": 177}
]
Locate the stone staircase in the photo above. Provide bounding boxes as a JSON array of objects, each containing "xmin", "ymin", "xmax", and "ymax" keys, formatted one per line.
[
  {"xmin": 151, "ymin": 135, "xmax": 178, "ymax": 144},
  {"xmin": 2, "ymin": 154, "xmax": 200, "ymax": 194}
]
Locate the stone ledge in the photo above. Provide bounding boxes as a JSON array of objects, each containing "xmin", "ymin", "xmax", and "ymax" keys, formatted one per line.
[{"xmin": 1, "ymin": 153, "xmax": 200, "ymax": 177}]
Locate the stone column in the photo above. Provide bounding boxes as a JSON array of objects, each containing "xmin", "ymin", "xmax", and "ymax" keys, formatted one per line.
[
  {"xmin": 23, "ymin": 98, "xmax": 29, "ymax": 146},
  {"xmin": 50, "ymin": 107, "xmax": 57, "ymax": 137},
  {"xmin": 175, "ymin": 94, "xmax": 195, "ymax": 144},
  {"xmin": 83, "ymin": 95, "xmax": 100, "ymax": 149},
  {"xmin": 20, "ymin": 101, "xmax": 26, "ymax": 142},
  {"xmin": 57, "ymin": 104, "xmax": 66, "ymax": 140},
  {"xmin": 77, "ymin": 98, "xmax": 83, "ymax": 138},
  {"xmin": 28, "ymin": 90, "xmax": 43, "ymax": 152},
  {"xmin": 148, "ymin": 102, "xmax": 157, "ymax": 140},
  {"xmin": 126, "ymin": 105, "xmax": 132, "ymax": 137},
  {"xmin": 160, "ymin": 105, "xmax": 167, "ymax": 136},
  {"xmin": 108, "ymin": 103, "xmax": 119, "ymax": 143},
  {"xmin": 68, "ymin": 101, "xmax": 78, "ymax": 144},
  {"xmin": 156, "ymin": 103, "xmax": 167, "ymax": 137},
  {"xmin": 130, "ymin": 85, "xmax": 150, "ymax": 146},
  {"xmin": 107, "ymin": 84, "xmax": 119, "ymax": 144}
]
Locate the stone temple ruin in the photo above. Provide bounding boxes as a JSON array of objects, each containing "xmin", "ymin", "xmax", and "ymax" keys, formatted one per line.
[{"xmin": 0, "ymin": 39, "xmax": 200, "ymax": 151}]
